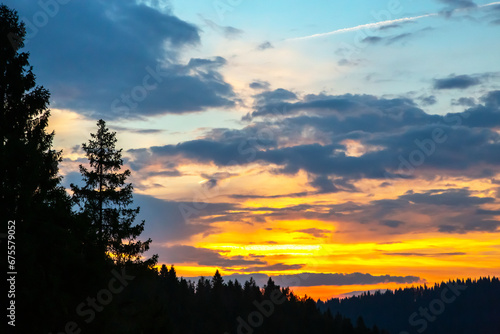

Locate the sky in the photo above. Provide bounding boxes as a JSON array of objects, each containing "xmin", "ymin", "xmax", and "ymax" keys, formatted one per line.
[{"xmin": 6, "ymin": 0, "xmax": 500, "ymax": 300}]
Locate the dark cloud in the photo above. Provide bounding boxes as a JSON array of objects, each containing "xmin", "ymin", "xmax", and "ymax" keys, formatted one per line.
[
  {"xmin": 254, "ymin": 88, "xmax": 298, "ymax": 106},
  {"xmin": 380, "ymin": 220, "xmax": 405, "ymax": 228},
  {"xmin": 438, "ymin": 0, "xmax": 477, "ymax": 8},
  {"xmin": 452, "ymin": 97, "xmax": 476, "ymax": 106},
  {"xmin": 437, "ymin": 0, "xmax": 477, "ymax": 16},
  {"xmin": 249, "ymin": 80, "xmax": 271, "ymax": 90},
  {"xmin": 362, "ymin": 36, "xmax": 382, "ymax": 44},
  {"xmin": 70, "ymin": 145, "xmax": 81, "ymax": 154},
  {"xmin": 238, "ymin": 263, "xmax": 305, "ymax": 272},
  {"xmin": 110, "ymin": 126, "xmax": 165, "ymax": 134},
  {"xmin": 159, "ymin": 245, "xmax": 265, "ymax": 267},
  {"xmin": 9, "ymin": 0, "xmax": 235, "ymax": 118},
  {"xmin": 434, "ymin": 74, "xmax": 481, "ymax": 89},
  {"xmin": 418, "ymin": 95, "xmax": 437, "ymax": 106},
  {"xmin": 237, "ymin": 188, "xmax": 500, "ymax": 234},
  {"xmin": 296, "ymin": 228, "xmax": 331, "ymax": 238},
  {"xmin": 337, "ymin": 58, "xmax": 363, "ymax": 67},
  {"xmin": 184, "ymin": 272, "xmax": 422, "ymax": 288},
  {"xmin": 383, "ymin": 252, "xmax": 466, "ymax": 256},
  {"xmin": 272, "ymin": 272, "xmax": 423, "ymax": 287},
  {"xmin": 198, "ymin": 15, "xmax": 243, "ymax": 39},
  {"xmin": 309, "ymin": 175, "xmax": 340, "ymax": 193},
  {"xmin": 362, "ymin": 28, "xmax": 431, "ymax": 47},
  {"xmin": 125, "ymin": 90, "xmax": 500, "ymax": 235},
  {"xmin": 229, "ymin": 192, "xmax": 310, "ymax": 199},
  {"xmin": 387, "ymin": 32, "xmax": 413, "ymax": 44},
  {"xmin": 129, "ymin": 90, "xmax": 500, "ymax": 186},
  {"xmin": 399, "ymin": 188, "xmax": 494, "ymax": 206},
  {"xmin": 144, "ymin": 170, "xmax": 183, "ymax": 177},
  {"xmin": 378, "ymin": 24, "xmax": 402, "ymax": 30},
  {"xmin": 309, "ymin": 175, "xmax": 357, "ymax": 194},
  {"xmin": 257, "ymin": 41, "xmax": 274, "ymax": 50},
  {"xmin": 200, "ymin": 172, "xmax": 236, "ymax": 189},
  {"xmin": 133, "ymin": 194, "xmax": 238, "ymax": 242}
]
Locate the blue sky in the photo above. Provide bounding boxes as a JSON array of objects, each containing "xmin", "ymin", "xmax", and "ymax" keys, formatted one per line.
[{"xmin": 5, "ymin": 0, "xmax": 500, "ymax": 298}]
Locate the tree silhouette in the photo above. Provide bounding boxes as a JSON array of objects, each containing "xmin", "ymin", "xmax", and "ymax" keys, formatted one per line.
[
  {"xmin": 0, "ymin": 5, "xmax": 81, "ymax": 333},
  {"xmin": 0, "ymin": 4, "xmax": 65, "ymax": 227},
  {"xmin": 71, "ymin": 119, "xmax": 157, "ymax": 267}
]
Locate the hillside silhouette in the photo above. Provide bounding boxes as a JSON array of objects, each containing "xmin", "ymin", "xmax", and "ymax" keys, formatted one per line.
[{"xmin": 318, "ymin": 277, "xmax": 500, "ymax": 334}]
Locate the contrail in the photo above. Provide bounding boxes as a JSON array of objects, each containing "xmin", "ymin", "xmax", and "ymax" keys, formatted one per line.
[
  {"xmin": 287, "ymin": 14, "xmax": 436, "ymax": 41},
  {"xmin": 287, "ymin": 1, "xmax": 500, "ymax": 42},
  {"xmin": 479, "ymin": 1, "xmax": 500, "ymax": 6}
]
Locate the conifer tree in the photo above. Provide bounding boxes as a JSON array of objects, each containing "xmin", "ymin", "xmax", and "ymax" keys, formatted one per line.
[
  {"xmin": 0, "ymin": 4, "xmax": 64, "ymax": 224},
  {"xmin": 1, "ymin": 5, "xmax": 79, "ymax": 332},
  {"xmin": 71, "ymin": 119, "xmax": 157, "ymax": 267}
]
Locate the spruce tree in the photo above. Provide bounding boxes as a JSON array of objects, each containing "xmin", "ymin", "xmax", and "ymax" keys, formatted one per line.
[
  {"xmin": 71, "ymin": 119, "xmax": 157, "ymax": 267},
  {"xmin": 1, "ymin": 5, "xmax": 79, "ymax": 332},
  {"xmin": 0, "ymin": 4, "xmax": 64, "ymax": 225}
]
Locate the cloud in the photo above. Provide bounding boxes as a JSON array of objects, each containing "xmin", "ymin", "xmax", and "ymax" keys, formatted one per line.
[
  {"xmin": 378, "ymin": 24, "xmax": 402, "ymax": 30},
  {"xmin": 309, "ymin": 175, "xmax": 340, "ymax": 193},
  {"xmin": 230, "ymin": 188, "xmax": 500, "ymax": 234},
  {"xmin": 144, "ymin": 170, "xmax": 183, "ymax": 177},
  {"xmin": 383, "ymin": 252, "xmax": 466, "ymax": 256},
  {"xmin": 253, "ymin": 88, "xmax": 298, "ymax": 106},
  {"xmin": 399, "ymin": 188, "xmax": 494, "ymax": 206},
  {"xmin": 296, "ymin": 228, "xmax": 331, "ymax": 238},
  {"xmin": 159, "ymin": 245, "xmax": 266, "ymax": 267},
  {"xmin": 272, "ymin": 272, "xmax": 423, "ymax": 287},
  {"xmin": 200, "ymin": 172, "xmax": 237, "ymax": 189},
  {"xmin": 452, "ymin": 97, "xmax": 476, "ymax": 106},
  {"xmin": 337, "ymin": 58, "xmax": 364, "ymax": 67},
  {"xmin": 133, "ymin": 194, "xmax": 239, "ymax": 242},
  {"xmin": 249, "ymin": 80, "xmax": 271, "ymax": 90},
  {"xmin": 380, "ymin": 220, "xmax": 405, "ymax": 228},
  {"xmin": 288, "ymin": 2, "xmax": 498, "ymax": 41},
  {"xmin": 434, "ymin": 74, "xmax": 481, "ymax": 89},
  {"xmin": 362, "ymin": 36, "xmax": 383, "ymax": 44},
  {"xmin": 438, "ymin": 0, "xmax": 476, "ymax": 6},
  {"xmin": 109, "ymin": 126, "xmax": 165, "ymax": 134},
  {"xmin": 287, "ymin": 14, "xmax": 436, "ymax": 41},
  {"xmin": 229, "ymin": 192, "xmax": 311, "ymax": 199},
  {"xmin": 257, "ymin": 41, "xmax": 274, "ymax": 50},
  {"xmin": 198, "ymin": 15, "xmax": 243, "ymax": 39},
  {"xmin": 11, "ymin": 0, "xmax": 235, "ymax": 118},
  {"xmin": 362, "ymin": 27, "xmax": 433, "ymax": 46},
  {"xmin": 238, "ymin": 263, "xmax": 305, "ymax": 272},
  {"xmin": 418, "ymin": 95, "xmax": 438, "ymax": 106},
  {"xmin": 438, "ymin": 0, "xmax": 477, "ymax": 16},
  {"xmin": 129, "ymin": 90, "xmax": 500, "ymax": 187},
  {"xmin": 183, "ymin": 272, "xmax": 423, "ymax": 288},
  {"xmin": 386, "ymin": 32, "xmax": 414, "ymax": 44}
]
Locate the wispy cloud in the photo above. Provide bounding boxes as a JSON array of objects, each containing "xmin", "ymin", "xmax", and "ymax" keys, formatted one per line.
[
  {"xmin": 287, "ymin": 14, "xmax": 436, "ymax": 41},
  {"xmin": 287, "ymin": 1, "xmax": 500, "ymax": 41}
]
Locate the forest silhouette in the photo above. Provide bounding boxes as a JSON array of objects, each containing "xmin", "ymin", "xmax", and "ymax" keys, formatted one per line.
[{"xmin": 1, "ymin": 4, "xmax": 499, "ymax": 333}]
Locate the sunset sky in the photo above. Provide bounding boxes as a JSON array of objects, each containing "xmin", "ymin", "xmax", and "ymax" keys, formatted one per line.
[{"xmin": 7, "ymin": 0, "xmax": 500, "ymax": 299}]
